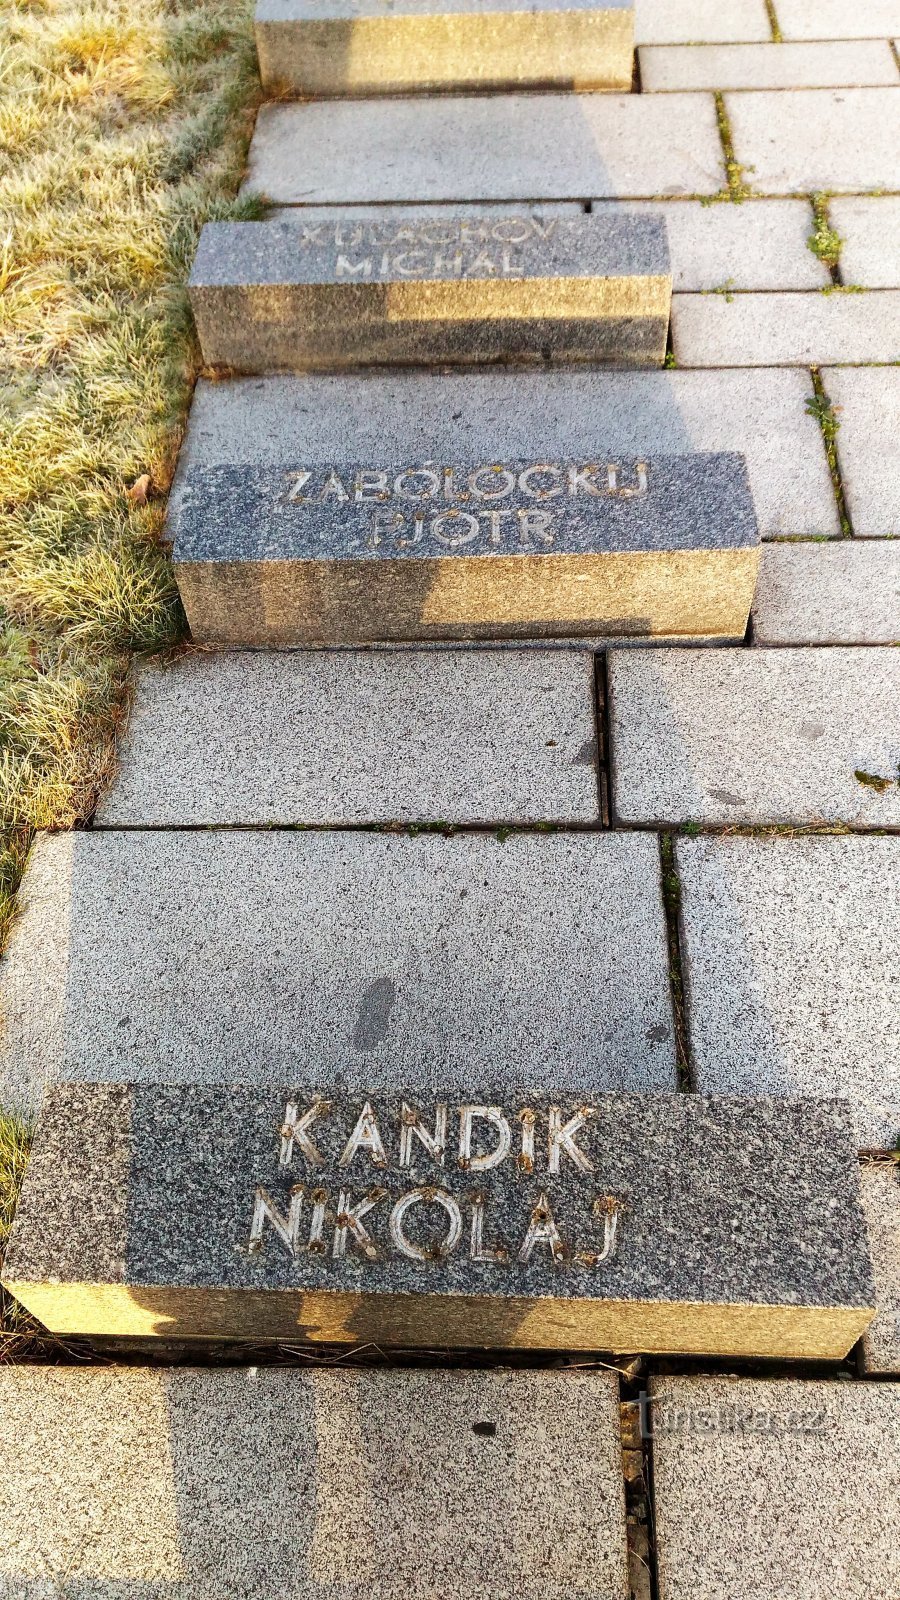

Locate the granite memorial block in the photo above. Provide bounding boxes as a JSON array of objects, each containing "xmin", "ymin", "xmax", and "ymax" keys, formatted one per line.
[
  {"xmin": 172, "ymin": 452, "xmax": 761, "ymax": 644},
  {"xmin": 254, "ymin": 0, "xmax": 635, "ymax": 97},
  {"xmin": 3, "ymin": 1084, "xmax": 875, "ymax": 1358},
  {"xmin": 187, "ymin": 213, "xmax": 671, "ymax": 372}
]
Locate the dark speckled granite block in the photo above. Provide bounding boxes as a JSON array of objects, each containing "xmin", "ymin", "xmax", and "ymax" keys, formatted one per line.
[
  {"xmin": 171, "ymin": 452, "xmax": 760, "ymax": 644},
  {"xmin": 187, "ymin": 213, "xmax": 671, "ymax": 371},
  {"xmin": 3, "ymin": 1085, "xmax": 875, "ymax": 1357}
]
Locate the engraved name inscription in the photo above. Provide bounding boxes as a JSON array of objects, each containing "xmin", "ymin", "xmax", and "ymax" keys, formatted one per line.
[
  {"xmin": 248, "ymin": 1098, "xmax": 623, "ymax": 1272},
  {"xmin": 295, "ymin": 216, "xmax": 559, "ymax": 280}
]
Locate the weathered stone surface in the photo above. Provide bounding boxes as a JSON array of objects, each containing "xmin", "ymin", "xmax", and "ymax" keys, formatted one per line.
[
  {"xmin": 671, "ymin": 289, "xmax": 900, "ymax": 366},
  {"xmin": 860, "ymin": 1163, "xmax": 900, "ymax": 1374},
  {"xmin": 0, "ymin": 830, "xmax": 676, "ymax": 1116},
  {"xmin": 608, "ymin": 646, "xmax": 900, "ymax": 825},
  {"xmin": 176, "ymin": 369, "xmax": 839, "ymax": 539},
  {"xmin": 3, "ymin": 1083, "xmax": 875, "ymax": 1358},
  {"xmin": 255, "ymin": 0, "xmax": 635, "ymax": 96},
  {"xmin": 651, "ymin": 1375, "xmax": 900, "ymax": 1600},
  {"xmin": 640, "ymin": 39, "xmax": 898, "ymax": 91},
  {"xmin": 725, "ymin": 87, "xmax": 900, "ymax": 192},
  {"xmin": 676, "ymin": 835, "xmax": 900, "ymax": 1149},
  {"xmin": 171, "ymin": 455, "xmax": 759, "ymax": 646},
  {"xmin": 189, "ymin": 213, "xmax": 672, "ymax": 372},
  {"xmin": 97, "ymin": 649, "xmax": 600, "ymax": 826},
  {"xmin": 243, "ymin": 95, "xmax": 725, "ymax": 203},
  {"xmin": 777, "ymin": 0, "xmax": 900, "ymax": 40},
  {"xmin": 634, "ymin": 0, "xmax": 770, "ymax": 44},
  {"xmin": 0, "ymin": 1366, "xmax": 629, "ymax": 1600},
  {"xmin": 592, "ymin": 198, "xmax": 829, "ymax": 289},
  {"xmin": 830, "ymin": 196, "xmax": 900, "ymax": 287},
  {"xmin": 752, "ymin": 541, "xmax": 900, "ymax": 644},
  {"xmin": 823, "ymin": 366, "xmax": 900, "ymax": 536}
]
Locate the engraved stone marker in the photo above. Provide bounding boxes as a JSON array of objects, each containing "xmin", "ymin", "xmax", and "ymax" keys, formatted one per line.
[
  {"xmin": 254, "ymin": 0, "xmax": 635, "ymax": 97},
  {"xmin": 187, "ymin": 213, "xmax": 671, "ymax": 372},
  {"xmin": 171, "ymin": 453, "xmax": 760, "ymax": 644},
  {"xmin": 3, "ymin": 1084, "xmax": 875, "ymax": 1358}
]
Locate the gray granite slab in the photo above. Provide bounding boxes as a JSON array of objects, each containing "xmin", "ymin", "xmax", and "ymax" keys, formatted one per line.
[
  {"xmin": 634, "ymin": 0, "xmax": 770, "ymax": 44},
  {"xmin": 255, "ymin": 0, "xmax": 634, "ymax": 96},
  {"xmin": 0, "ymin": 1366, "xmax": 629, "ymax": 1600},
  {"xmin": 641, "ymin": 39, "xmax": 899, "ymax": 90},
  {"xmin": 751, "ymin": 541, "xmax": 900, "ymax": 644},
  {"xmin": 188, "ymin": 214, "xmax": 672, "ymax": 371},
  {"xmin": 860, "ymin": 1163, "xmax": 900, "ymax": 1374},
  {"xmin": 823, "ymin": 366, "xmax": 900, "ymax": 537},
  {"xmin": 3, "ymin": 1083, "xmax": 875, "ymax": 1358},
  {"xmin": 176, "ymin": 369, "xmax": 839, "ymax": 540},
  {"xmin": 0, "ymin": 829, "xmax": 676, "ymax": 1116},
  {"xmin": 242, "ymin": 95, "xmax": 725, "ymax": 204},
  {"xmin": 97, "ymin": 649, "xmax": 600, "ymax": 826},
  {"xmin": 170, "ymin": 455, "xmax": 759, "ymax": 645},
  {"xmin": 725, "ymin": 87, "xmax": 900, "ymax": 193},
  {"xmin": 651, "ymin": 1375, "xmax": 900, "ymax": 1600},
  {"xmin": 591, "ymin": 198, "xmax": 830, "ymax": 289},
  {"xmin": 608, "ymin": 646, "xmax": 900, "ymax": 826},
  {"xmin": 671, "ymin": 289, "xmax": 900, "ymax": 366},
  {"xmin": 831, "ymin": 196, "xmax": 900, "ymax": 288},
  {"xmin": 676, "ymin": 835, "xmax": 900, "ymax": 1149},
  {"xmin": 777, "ymin": 0, "xmax": 900, "ymax": 39}
]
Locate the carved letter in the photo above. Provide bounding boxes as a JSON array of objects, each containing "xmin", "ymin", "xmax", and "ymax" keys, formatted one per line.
[
  {"xmin": 469, "ymin": 1193, "xmax": 508, "ymax": 1263},
  {"xmin": 339, "ymin": 1101, "xmax": 388, "ymax": 1168},
  {"xmin": 332, "ymin": 1188, "xmax": 387, "ymax": 1260},
  {"xmin": 285, "ymin": 470, "xmax": 312, "ymax": 503},
  {"xmin": 477, "ymin": 508, "xmax": 513, "ymax": 544},
  {"xmin": 517, "ymin": 508, "xmax": 555, "ymax": 546},
  {"xmin": 518, "ymin": 465, "xmax": 562, "ymax": 500},
  {"xmin": 354, "ymin": 470, "xmax": 389, "ymax": 503},
  {"xmin": 399, "ymin": 1102, "xmax": 447, "ymax": 1168},
  {"xmin": 517, "ymin": 1107, "xmax": 536, "ymax": 1174},
  {"xmin": 458, "ymin": 1106, "xmax": 512, "ymax": 1171},
  {"xmin": 249, "ymin": 1184, "xmax": 304, "ymax": 1257},
  {"xmin": 431, "ymin": 510, "xmax": 480, "ymax": 547},
  {"xmin": 318, "ymin": 470, "xmax": 350, "ymax": 503},
  {"xmin": 567, "ymin": 464, "xmax": 604, "ymax": 497},
  {"xmin": 335, "ymin": 254, "xmax": 372, "ymax": 278},
  {"xmin": 517, "ymin": 1191, "xmax": 566, "ymax": 1263},
  {"xmin": 280, "ymin": 1100, "xmax": 328, "ymax": 1169},
  {"xmin": 468, "ymin": 467, "xmax": 515, "ymax": 500},
  {"xmin": 548, "ymin": 1106, "xmax": 595, "ymax": 1175},
  {"xmin": 394, "ymin": 467, "xmax": 440, "ymax": 501},
  {"xmin": 389, "ymin": 1187, "xmax": 463, "ymax": 1261}
]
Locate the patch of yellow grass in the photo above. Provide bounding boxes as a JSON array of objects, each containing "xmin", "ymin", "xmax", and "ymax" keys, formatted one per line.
[
  {"xmin": 0, "ymin": 1108, "xmax": 39, "ymax": 1359},
  {"xmin": 0, "ymin": 0, "xmax": 263, "ymax": 948}
]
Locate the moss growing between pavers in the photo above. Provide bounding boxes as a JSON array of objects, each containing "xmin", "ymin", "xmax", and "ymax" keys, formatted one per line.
[
  {"xmin": 712, "ymin": 93, "xmax": 754, "ymax": 203},
  {"xmin": 808, "ymin": 192, "xmax": 842, "ymax": 275},
  {"xmin": 0, "ymin": 0, "xmax": 263, "ymax": 947},
  {"xmin": 806, "ymin": 374, "xmax": 853, "ymax": 535}
]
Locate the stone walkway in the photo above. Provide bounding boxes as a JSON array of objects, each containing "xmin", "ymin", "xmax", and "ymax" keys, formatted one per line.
[{"xmin": 1, "ymin": 0, "xmax": 899, "ymax": 1595}]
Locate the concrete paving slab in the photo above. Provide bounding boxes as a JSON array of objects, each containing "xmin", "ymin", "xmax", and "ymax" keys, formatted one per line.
[
  {"xmin": 640, "ymin": 40, "xmax": 898, "ymax": 91},
  {"xmin": 0, "ymin": 1366, "xmax": 629, "ymax": 1600},
  {"xmin": 777, "ymin": 0, "xmax": 900, "ymax": 40},
  {"xmin": 860, "ymin": 1163, "xmax": 900, "ymax": 1374},
  {"xmin": 243, "ymin": 94, "xmax": 725, "ymax": 204},
  {"xmin": 671, "ymin": 289, "xmax": 900, "ymax": 365},
  {"xmin": 0, "ymin": 829, "xmax": 677, "ymax": 1115},
  {"xmin": 97, "ymin": 649, "xmax": 600, "ymax": 826},
  {"xmin": 591, "ymin": 198, "xmax": 829, "ymax": 289},
  {"xmin": 676, "ymin": 835, "xmax": 900, "ymax": 1149},
  {"xmin": 652, "ymin": 1375, "xmax": 900, "ymax": 1600},
  {"xmin": 751, "ymin": 540, "xmax": 900, "ymax": 643},
  {"xmin": 177, "ymin": 368, "xmax": 839, "ymax": 540},
  {"xmin": 831, "ymin": 196, "xmax": 900, "ymax": 287},
  {"xmin": 634, "ymin": 0, "xmax": 770, "ymax": 45},
  {"xmin": 824, "ymin": 365, "xmax": 900, "ymax": 536},
  {"xmin": 725, "ymin": 87, "xmax": 900, "ymax": 192},
  {"xmin": 608, "ymin": 646, "xmax": 900, "ymax": 826}
]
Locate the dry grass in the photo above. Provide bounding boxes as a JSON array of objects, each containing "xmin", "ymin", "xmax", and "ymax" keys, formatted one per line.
[
  {"xmin": 0, "ymin": 1108, "xmax": 40, "ymax": 1358},
  {"xmin": 0, "ymin": 0, "xmax": 263, "ymax": 949}
]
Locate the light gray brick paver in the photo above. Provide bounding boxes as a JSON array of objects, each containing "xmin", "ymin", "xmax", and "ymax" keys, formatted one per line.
[
  {"xmin": 591, "ymin": 199, "xmax": 828, "ymax": 289},
  {"xmin": 676, "ymin": 835, "xmax": 900, "ymax": 1149},
  {"xmin": 0, "ymin": 1367, "xmax": 629, "ymax": 1600},
  {"xmin": 243, "ymin": 95, "xmax": 724, "ymax": 203},
  {"xmin": 671, "ymin": 289, "xmax": 900, "ymax": 366},
  {"xmin": 0, "ymin": 830, "xmax": 676, "ymax": 1115},
  {"xmin": 831, "ymin": 196, "xmax": 900, "ymax": 288},
  {"xmin": 634, "ymin": 0, "xmax": 771, "ymax": 45},
  {"xmin": 97, "ymin": 650, "xmax": 600, "ymax": 827},
  {"xmin": 726, "ymin": 87, "xmax": 900, "ymax": 193},
  {"xmin": 751, "ymin": 541, "xmax": 900, "ymax": 644},
  {"xmin": 777, "ymin": 0, "xmax": 900, "ymax": 40},
  {"xmin": 652, "ymin": 1376, "xmax": 900, "ymax": 1600},
  {"xmin": 824, "ymin": 365, "xmax": 900, "ymax": 535},
  {"xmin": 640, "ymin": 40, "xmax": 898, "ymax": 92},
  {"xmin": 177, "ymin": 369, "xmax": 839, "ymax": 540},
  {"xmin": 860, "ymin": 1164, "xmax": 900, "ymax": 1374},
  {"xmin": 608, "ymin": 647, "xmax": 900, "ymax": 826}
]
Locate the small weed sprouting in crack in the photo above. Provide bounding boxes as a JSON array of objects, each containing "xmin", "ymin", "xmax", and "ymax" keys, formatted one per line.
[
  {"xmin": 806, "ymin": 374, "xmax": 853, "ymax": 536},
  {"xmin": 713, "ymin": 93, "xmax": 754, "ymax": 203},
  {"xmin": 765, "ymin": 0, "xmax": 783, "ymax": 41},
  {"xmin": 854, "ymin": 769, "xmax": 897, "ymax": 794},
  {"xmin": 808, "ymin": 193, "xmax": 842, "ymax": 277}
]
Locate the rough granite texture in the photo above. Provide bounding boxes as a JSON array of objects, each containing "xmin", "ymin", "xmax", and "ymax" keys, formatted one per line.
[
  {"xmin": 188, "ymin": 213, "xmax": 672, "ymax": 371},
  {"xmin": 97, "ymin": 648, "xmax": 601, "ymax": 826},
  {"xmin": 175, "ymin": 369, "xmax": 839, "ymax": 540},
  {"xmin": 830, "ymin": 195, "xmax": 900, "ymax": 287},
  {"xmin": 608, "ymin": 646, "xmax": 900, "ymax": 826},
  {"xmin": 725, "ymin": 87, "xmax": 900, "ymax": 193},
  {"xmin": 676, "ymin": 835, "xmax": 900, "ymax": 1150},
  {"xmin": 671, "ymin": 289, "xmax": 900, "ymax": 366},
  {"xmin": 652, "ymin": 1376, "xmax": 900, "ymax": 1600},
  {"xmin": 823, "ymin": 366, "xmax": 900, "ymax": 537},
  {"xmin": 640, "ymin": 40, "xmax": 898, "ymax": 91},
  {"xmin": 751, "ymin": 541, "xmax": 900, "ymax": 645},
  {"xmin": 0, "ymin": 1366, "xmax": 629, "ymax": 1600},
  {"xmin": 242, "ymin": 95, "xmax": 725, "ymax": 203},
  {"xmin": 3, "ymin": 1084, "xmax": 875, "ymax": 1356},
  {"xmin": 860, "ymin": 1164, "xmax": 900, "ymax": 1375},
  {"xmin": 634, "ymin": 0, "xmax": 770, "ymax": 43},
  {"xmin": 0, "ymin": 829, "xmax": 677, "ymax": 1115},
  {"xmin": 591, "ymin": 198, "xmax": 830, "ymax": 290},
  {"xmin": 776, "ymin": 0, "xmax": 900, "ymax": 40}
]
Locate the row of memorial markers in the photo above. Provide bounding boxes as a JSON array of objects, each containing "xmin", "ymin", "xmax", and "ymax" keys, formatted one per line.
[{"xmin": 0, "ymin": 0, "xmax": 888, "ymax": 1374}]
